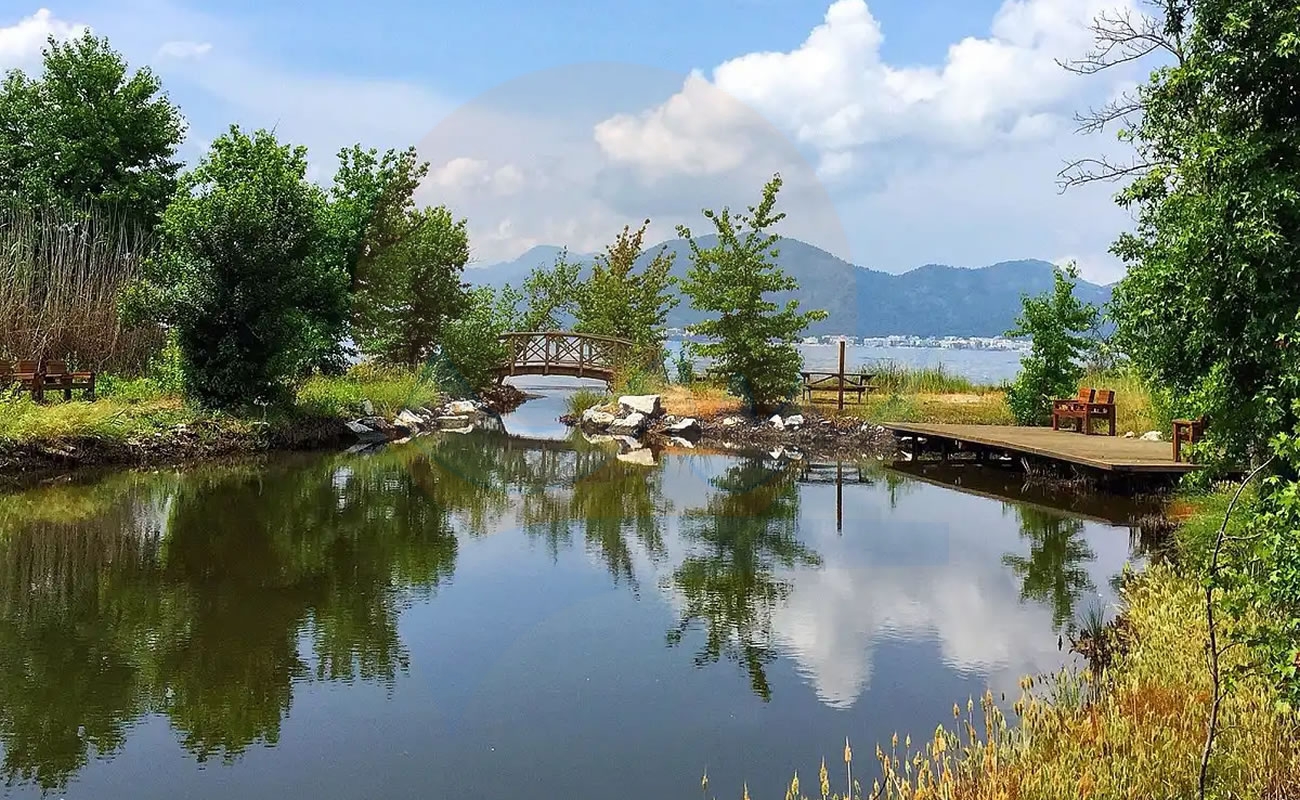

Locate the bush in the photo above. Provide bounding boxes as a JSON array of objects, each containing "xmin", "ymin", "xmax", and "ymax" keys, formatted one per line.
[
  {"xmin": 131, "ymin": 127, "xmax": 348, "ymax": 409},
  {"xmin": 434, "ymin": 286, "xmax": 520, "ymax": 395},
  {"xmin": 1005, "ymin": 264, "xmax": 1098, "ymax": 426}
]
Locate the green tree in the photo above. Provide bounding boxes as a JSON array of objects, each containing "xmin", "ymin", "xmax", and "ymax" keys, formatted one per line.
[
  {"xmin": 324, "ymin": 145, "xmax": 428, "ymax": 292},
  {"xmin": 0, "ymin": 31, "xmax": 185, "ymax": 228},
  {"xmin": 352, "ymin": 205, "xmax": 470, "ymax": 366},
  {"xmin": 517, "ymin": 251, "xmax": 582, "ymax": 331},
  {"xmin": 436, "ymin": 285, "xmax": 523, "ymax": 393},
  {"xmin": 1067, "ymin": 0, "xmax": 1300, "ymax": 702},
  {"xmin": 1002, "ymin": 506, "xmax": 1096, "ymax": 632},
  {"xmin": 135, "ymin": 127, "xmax": 347, "ymax": 408},
  {"xmin": 573, "ymin": 219, "xmax": 679, "ymax": 359},
  {"xmin": 1004, "ymin": 264, "xmax": 1099, "ymax": 426},
  {"xmin": 678, "ymin": 174, "xmax": 827, "ymax": 412}
]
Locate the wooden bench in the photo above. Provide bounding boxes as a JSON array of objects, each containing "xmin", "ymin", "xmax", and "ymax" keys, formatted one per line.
[
  {"xmin": 1172, "ymin": 416, "xmax": 1206, "ymax": 463},
  {"xmin": 1051, "ymin": 387, "xmax": 1116, "ymax": 436},
  {"xmin": 801, "ymin": 371, "xmax": 876, "ymax": 404},
  {"xmin": 0, "ymin": 358, "xmax": 96, "ymax": 401}
]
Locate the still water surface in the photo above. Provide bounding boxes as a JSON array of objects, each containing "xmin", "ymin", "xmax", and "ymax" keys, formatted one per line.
[{"xmin": 0, "ymin": 398, "xmax": 1156, "ymax": 799}]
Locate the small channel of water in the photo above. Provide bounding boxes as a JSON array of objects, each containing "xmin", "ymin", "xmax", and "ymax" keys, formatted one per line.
[{"xmin": 0, "ymin": 381, "xmax": 1162, "ymax": 799}]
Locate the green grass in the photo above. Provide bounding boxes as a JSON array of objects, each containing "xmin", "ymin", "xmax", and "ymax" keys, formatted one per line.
[
  {"xmin": 0, "ymin": 395, "xmax": 204, "ymax": 444},
  {"xmin": 293, "ymin": 365, "xmax": 442, "ymax": 418},
  {"xmin": 565, "ymin": 388, "xmax": 610, "ymax": 418},
  {"xmin": 1080, "ymin": 367, "xmax": 1169, "ymax": 436},
  {"xmin": 0, "ymin": 364, "xmax": 442, "ymax": 448},
  {"xmin": 867, "ymin": 362, "xmax": 987, "ymax": 394}
]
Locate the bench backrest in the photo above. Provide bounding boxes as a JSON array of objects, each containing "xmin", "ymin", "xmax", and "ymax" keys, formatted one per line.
[
  {"xmin": 1093, "ymin": 388, "xmax": 1115, "ymax": 406},
  {"xmin": 16, "ymin": 360, "xmax": 37, "ymax": 375},
  {"xmin": 1075, "ymin": 387, "xmax": 1095, "ymax": 403},
  {"xmin": 44, "ymin": 360, "xmax": 68, "ymax": 377}
]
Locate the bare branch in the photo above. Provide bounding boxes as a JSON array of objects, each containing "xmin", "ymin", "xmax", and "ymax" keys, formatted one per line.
[
  {"xmin": 1057, "ymin": 157, "xmax": 1157, "ymax": 193},
  {"xmin": 1074, "ymin": 93, "xmax": 1144, "ymax": 136},
  {"xmin": 1058, "ymin": 2, "xmax": 1189, "ymax": 76}
]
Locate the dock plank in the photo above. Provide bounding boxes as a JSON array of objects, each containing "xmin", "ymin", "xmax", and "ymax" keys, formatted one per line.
[{"xmin": 881, "ymin": 423, "xmax": 1198, "ymax": 474}]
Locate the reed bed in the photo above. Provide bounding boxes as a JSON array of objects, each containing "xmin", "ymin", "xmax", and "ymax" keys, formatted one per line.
[{"xmin": 0, "ymin": 203, "xmax": 160, "ymax": 373}]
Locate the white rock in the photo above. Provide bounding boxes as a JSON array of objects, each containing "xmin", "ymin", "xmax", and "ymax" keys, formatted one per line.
[
  {"xmin": 361, "ymin": 399, "xmax": 375, "ymax": 416},
  {"xmin": 443, "ymin": 426, "xmax": 475, "ymax": 435},
  {"xmin": 784, "ymin": 414, "xmax": 805, "ymax": 429},
  {"xmin": 613, "ymin": 435, "xmax": 643, "ymax": 451},
  {"xmin": 1124, "ymin": 431, "xmax": 1136, "ymax": 439},
  {"xmin": 618, "ymin": 395, "xmax": 663, "ymax": 417},
  {"xmin": 346, "ymin": 420, "xmax": 387, "ymax": 442},
  {"xmin": 609, "ymin": 412, "xmax": 646, "ymax": 432},
  {"xmin": 668, "ymin": 436, "xmax": 696, "ymax": 449},
  {"xmin": 582, "ymin": 432, "xmax": 616, "ymax": 445},
  {"xmin": 438, "ymin": 415, "xmax": 471, "ymax": 425},
  {"xmin": 769, "ymin": 447, "xmax": 786, "ymax": 459},
  {"xmin": 582, "ymin": 408, "xmax": 617, "ymax": 426},
  {"xmin": 665, "ymin": 417, "xmax": 702, "ymax": 439},
  {"xmin": 616, "ymin": 448, "xmax": 657, "ymax": 467},
  {"xmin": 722, "ymin": 416, "xmax": 743, "ymax": 427},
  {"xmin": 1140, "ymin": 430, "xmax": 1164, "ymax": 441},
  {"xmin": 396, "ymin": 409, "xmax": 425, "ymax": 429},
  {"xmin": 445, "ymin": 400, "xmax": 479, "ymax": 415},
  {"xmin": 769, "ymin": 414, "xmax": 785, "ymax": 430}
]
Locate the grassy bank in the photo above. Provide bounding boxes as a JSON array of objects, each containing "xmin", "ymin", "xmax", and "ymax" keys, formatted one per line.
[
  {"xmin": 0, "ymin": 366, "xmax": 443, "ymax": 465},
  {"xmin": 763, "ymin": 491, "xmax": 1300, "ymax": 800},
  {"xmin": 658, "ymin": 366, "xmax": 1166, "ymax": 432}
]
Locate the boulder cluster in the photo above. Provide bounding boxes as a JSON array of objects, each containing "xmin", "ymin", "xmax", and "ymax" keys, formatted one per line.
[{"xmin": 344, "ymin": 399, "xmax": 490, "ymax": 447}]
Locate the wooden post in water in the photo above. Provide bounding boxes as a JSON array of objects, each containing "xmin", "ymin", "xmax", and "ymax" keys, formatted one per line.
[
  {"xmin": 836, "ymin": 461, "xmax": 844, "ymax": 533},
  {"xmin": 837, "ymin": 339, "xmax": 846, "ymax": 412}
]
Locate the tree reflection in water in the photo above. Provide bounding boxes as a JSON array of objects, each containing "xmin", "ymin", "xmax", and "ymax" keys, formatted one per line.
[
  {"xmin": 666, "ymin": 457, "xmax": 821, "ymax": 700},
  {"xmin": 1002, "ymin": 505, "xmax": 1097, "ymax": 632}
]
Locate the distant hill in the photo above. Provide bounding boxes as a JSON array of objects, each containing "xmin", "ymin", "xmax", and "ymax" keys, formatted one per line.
[{"xmin": 465, "ymin": 237, "xmax": 1113, "ymax": 338}]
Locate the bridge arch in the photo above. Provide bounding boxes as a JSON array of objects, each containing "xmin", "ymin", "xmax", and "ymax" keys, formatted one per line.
[{"xmin": 495, "ymin": 331, "xmax": 634, "ymax": 385}]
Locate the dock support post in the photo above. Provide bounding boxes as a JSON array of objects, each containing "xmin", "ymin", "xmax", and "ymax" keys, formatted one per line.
[{"xmin": 837, "ymin": 339, "xmax": 846, "ymax": 412}]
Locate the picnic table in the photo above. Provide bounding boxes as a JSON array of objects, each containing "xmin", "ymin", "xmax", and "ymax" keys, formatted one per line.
[{"xmin": 801, "ymin": 371, "xmax": 876, "ymax": 404}]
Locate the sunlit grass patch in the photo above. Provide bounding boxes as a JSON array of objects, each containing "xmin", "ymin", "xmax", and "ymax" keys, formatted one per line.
[
  {"xmin": 294, "ymin": 364, "xmax": 442, "ymax": 418},
  {"xmin": 0, "ymin": 395, "xmax": 197, "ymax": 443},
  {"xmin": 565, "ymin": 388, "xmax": 610, "ymax": 418}
]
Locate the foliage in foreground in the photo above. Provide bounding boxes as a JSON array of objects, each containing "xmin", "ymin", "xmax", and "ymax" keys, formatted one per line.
[
  {"xmin": 435, "ymin": 285, "xmax": 523, "ymax": 395},
  {"xmin": 294, "ymin": 364, "xmax": 441, "ymax": 418},
  {"xmin": 1004, "ymin": 264, "xmax": 1098, "ymax": 426},
  {"xmin": 679, "ymin": 174, "xmax": 827, "ymax": 413}
]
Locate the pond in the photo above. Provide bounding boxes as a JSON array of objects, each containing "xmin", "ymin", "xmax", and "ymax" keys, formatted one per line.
[{"xmin": 0, "ymin": 396, "xmax": 1162, "ymax": 799}]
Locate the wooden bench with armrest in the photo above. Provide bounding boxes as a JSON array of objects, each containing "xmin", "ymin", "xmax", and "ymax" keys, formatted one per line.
[
  {"xmin": 1051, "ymin": 387, "xmax": 1117, "ymax": 436},
  {"xmin": 1172, "ymin": 416, "xmax": 1207, "ymax": 463},
  {"xmin": 0, "ymin": 359, "xmax": 96, "ymax": 401}
]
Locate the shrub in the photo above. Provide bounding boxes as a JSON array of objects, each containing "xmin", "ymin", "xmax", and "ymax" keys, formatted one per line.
[
  {"xmin": 434, "ymin": 285, "xmax": 521, "ymax": 395},
  {"xmin": 1005, "ymin": 264, "xmax": 1099, "ymax": 426},
  {"xmin": 565, "ymin": 388, "xmax": 609, "ymax": 418}
]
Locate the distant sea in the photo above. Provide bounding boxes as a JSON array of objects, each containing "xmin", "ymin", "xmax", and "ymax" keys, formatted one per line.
[{"xmin": 665, "ymin": 341, "xmax": 1025, "ymax": 386}]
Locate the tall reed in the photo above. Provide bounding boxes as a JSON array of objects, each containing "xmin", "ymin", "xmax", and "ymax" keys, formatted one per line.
[{"xmin": 0, "ymin": 203, "xmax": 160, "ymax": 373}]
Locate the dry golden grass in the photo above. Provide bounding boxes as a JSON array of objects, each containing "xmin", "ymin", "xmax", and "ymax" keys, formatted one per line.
[
  {"xmin": 661, "ymin": 384, "xmax": 743, "ymax": 418},
  {"xmin": 764, "ymin": 561, "xmax": 1300, "ymax": 800},
  {"xmin": 812, "ymin": 391, "xmax": 1015, "ymax": 426}
]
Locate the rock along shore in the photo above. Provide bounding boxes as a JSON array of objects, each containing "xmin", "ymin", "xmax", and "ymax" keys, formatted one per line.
[{"xmin": 561, "ymin": 394, "xmax": 896, "ymax": 462}]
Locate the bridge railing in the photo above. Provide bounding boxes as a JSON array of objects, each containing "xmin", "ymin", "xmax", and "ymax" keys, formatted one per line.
[{"xmin": 498, "ymin": 331, "xmax": 634, "ymax": 379}]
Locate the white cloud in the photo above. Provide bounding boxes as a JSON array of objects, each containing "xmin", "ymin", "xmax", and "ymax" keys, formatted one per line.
[
  {"xmin": 596, "ymin": 0, "xmax": 1139, "ymax": 178},
  {"xmin": 156, "ymin": 39, "xmax": 211, "ymax": 60},
  {"xmin": 0, "ymin": 8, "xmax": 86, "ymax": 72}
]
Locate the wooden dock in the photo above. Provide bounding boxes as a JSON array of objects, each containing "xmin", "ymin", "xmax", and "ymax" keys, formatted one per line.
[{"xmin": 882, "ymin": 422, "xmax": 1199, "ymax": 476}]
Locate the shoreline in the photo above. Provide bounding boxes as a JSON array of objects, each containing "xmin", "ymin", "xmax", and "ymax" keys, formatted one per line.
[{"xmin": 0, "ymin": 385, "xmax": 528, "ymax": 481}]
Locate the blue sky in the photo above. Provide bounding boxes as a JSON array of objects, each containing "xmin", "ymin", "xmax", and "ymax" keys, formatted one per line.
[{"xmin": 1, "ymin": 0, "xmax": 1146, "ymax": 281}]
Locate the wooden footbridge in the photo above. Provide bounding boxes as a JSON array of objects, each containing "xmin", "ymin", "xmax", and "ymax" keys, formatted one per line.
[{"xmin": 495, "ymin": 331, "xmax": 633, "ymax": 384}]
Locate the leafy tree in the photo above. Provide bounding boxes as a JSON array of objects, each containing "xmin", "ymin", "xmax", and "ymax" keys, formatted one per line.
[
  {"xmin": 1004, "ymin": 264, "xmax": 1099, "ymax": 426},
  {"xmin": 0, "ymin": 32, "xmax": 185, "ymax": 228},
  {"xmin": 323, "ymin": 145, "xmax": 428, "ymax": 291},
  {"xmin": 1068, "ymin": 0, "xmax": 1300, "ymax": 702},
  {"xmin": 436, "ymin": 285, "xmax": 523, "ymax": 393},
  {"xmin": 573, "ymin": 219, "xmax": 679, "ymax": 359},
  {"xmin": 517, "ymin": 251, "xmax": 581, "ymax": 331},
  {"xmin": 678, "ymin": 174, "xmax": 827, "ymax": 412},
  {"xmin": 134, "ymin": 127, "xmax": 347, "ymax": 408},
  {"xmin": 1002, "ymin": 506, "xmax": 1096, "ymax": 632},
  {"xmin": 352, "ymin": 205, "xmax": 470, "ymax": 366}
]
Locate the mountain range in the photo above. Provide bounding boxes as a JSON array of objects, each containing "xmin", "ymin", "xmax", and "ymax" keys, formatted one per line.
[{"xmin": 465, "ymin": 237, "xmax": 1113, "ymax": 338}]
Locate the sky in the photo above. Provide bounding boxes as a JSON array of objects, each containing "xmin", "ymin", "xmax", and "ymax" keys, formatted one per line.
[{"xmin": 0, "ymin": 0, "xmax": 1151, "ymax": 282}]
